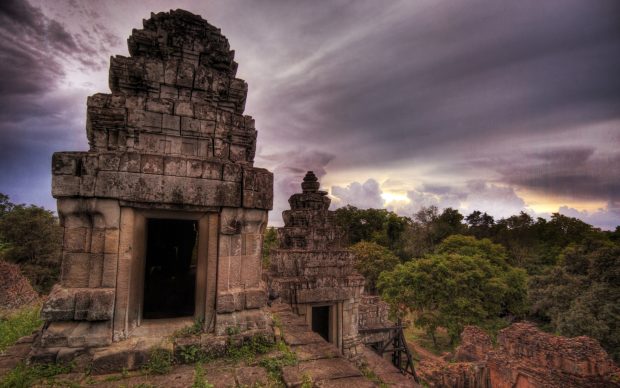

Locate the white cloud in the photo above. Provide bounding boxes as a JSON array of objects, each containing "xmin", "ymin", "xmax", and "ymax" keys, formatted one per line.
[{"xmin": 331, "ymin": 179, "xmax": 384, "ymax": 209}]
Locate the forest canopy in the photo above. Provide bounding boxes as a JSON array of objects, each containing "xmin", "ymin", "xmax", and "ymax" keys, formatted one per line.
[{"xmin": 335, "ymin": 205, "xmax": 620, "ymax": 360}]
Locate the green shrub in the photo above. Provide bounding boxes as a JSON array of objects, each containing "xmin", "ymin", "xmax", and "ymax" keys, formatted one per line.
[
  {"xmin": 300, "ymin": 373, "xmax": 313, "ymax": 388},
  {"xmin": 192, "ymin": 364, "xmax": 215, "ymax": 388},
  {"xmin": 259, "ymin": 340, "xmax": 298, "ymax": 382},
  {"xmin": 226, "ymin": 334, "xmax": 274, "ymax": 363},
  {"xmin": 172, "ymin": 319, "xmax": 204, "ymax": 338},
  {"xmin": 177, "ymin": 344, "xmax": 210, "ymax": 364},
  {"xmin": 142, "ymin": 348, "xmax": 173, "ymax": 375}
]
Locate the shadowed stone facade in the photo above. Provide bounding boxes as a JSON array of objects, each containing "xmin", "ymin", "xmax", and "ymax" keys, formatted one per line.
[
  {"xmin": 38, "ymin": 9, "xmax": 273, "ymax": 355},
  {"xmin": 267, "ymin": 172, "xmax": 365, "ymax": 360}
]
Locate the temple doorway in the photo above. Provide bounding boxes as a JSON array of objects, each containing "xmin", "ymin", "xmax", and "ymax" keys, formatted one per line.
[
  {"xmin": 312, "ymin": 305, "xmax": 331, "ymax": 342},
  {"xmin": 143, "ymin": 218, "xmax": 198, "ymax": 319}
]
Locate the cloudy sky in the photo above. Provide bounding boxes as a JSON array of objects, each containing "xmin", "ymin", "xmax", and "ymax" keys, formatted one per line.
[{"xmin": 0, "ymin": 0, "xmax": 619, "ymax": 229}]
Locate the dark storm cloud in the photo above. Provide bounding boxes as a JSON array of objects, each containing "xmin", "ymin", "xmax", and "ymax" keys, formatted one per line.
[
  {"xmin": 237, "ymin": 0, "xmax": 619, "ymax": 225},
  {"xmin": 0, "ymin": 0, "xmax": 115, "ymax": 208},
  {"xmin": 0, "ymin": 0, "xmax": 107, "ymax": 119},
  {"xmin": 497, "ymin": 146, "xmax": 620, "ymax": 203},
  {"xmin": 254, "ymin": 0, "xmax": 620, "ymax": 168},
  {"xmin": 0, "ymin": 0, "xmax": 618, "ymax": 228}
]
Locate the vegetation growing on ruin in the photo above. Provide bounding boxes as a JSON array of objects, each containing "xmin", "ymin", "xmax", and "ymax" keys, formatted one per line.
[
  {"xmin": 172, "ymin": 319, "xmax": 205, "ymax": 339},
  {"xmin": 259, "ymin": 340, "xmax": 298, "ymax": 383},
  {"xmin": 0, "ymin": 362, "xmax": 74, "ymax": 388},
  {"xmin": 262, "ymin": 227, "xmax": 278, "ymax": 268},
  {"xmin": 142, "ymin": 348, "xmax": 174, "ymax": 375},
  {"xmin": 192, "ymin": 364, "xmax": 215, "ymax": 388}
]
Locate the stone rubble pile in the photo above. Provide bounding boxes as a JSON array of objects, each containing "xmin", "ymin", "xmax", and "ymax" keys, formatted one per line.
[
  {"xmin": 418, "ymin": 322, "xmax": 620, "ymax": 388},
  {"xmin": 0, "ymin": 261, "xmax": 39, "ymax": 311}
]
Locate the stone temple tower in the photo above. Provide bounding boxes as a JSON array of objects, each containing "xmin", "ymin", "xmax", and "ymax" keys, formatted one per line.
[
  {"xmin": 267, "ymin": 172, "xmax": 365, "ymax": 359},
  {"xmin": 40, "ymin": 9, "xmax": 273, "ymax": 354}
]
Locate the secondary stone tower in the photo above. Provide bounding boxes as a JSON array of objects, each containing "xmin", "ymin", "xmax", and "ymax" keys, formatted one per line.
[
  {"xmin": 267, "ymin": 172, "xmax": 365, "ymax": 359},
  {"xmin": 40, "ymin": 9, "xmax": 273, "ymax": 354}
]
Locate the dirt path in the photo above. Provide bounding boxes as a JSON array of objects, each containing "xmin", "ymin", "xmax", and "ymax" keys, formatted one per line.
[{"xmin": 407, "ymin": 340, "xmax": 444, "ymax": 363}]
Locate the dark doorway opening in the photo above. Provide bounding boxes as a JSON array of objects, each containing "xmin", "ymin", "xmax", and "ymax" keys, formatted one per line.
[
  {"xmin": 143, "ymin": 219, "xmax": 198, "ymax": 319},
  {"xmin": 312, "ymin": 305, "xmax": 330, "ymax": 342}
]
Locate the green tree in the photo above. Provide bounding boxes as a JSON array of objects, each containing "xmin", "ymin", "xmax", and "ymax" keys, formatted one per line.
[
  {"xmin": 334, "ymin": 206, "xmax": 412, "ymax": 258},
  {"xmin": 0, "ymin": 194, "xmax": 62, "ymax": 293},
  {"xmin": 529, "ymin": 241, "xmax": 620, "ymax": 361},
  {"xmin": 465, "ymin": 210, "xmax": 495, "ymax": 239},
  {"xmin": 378, "ymin": 235, "xmax": 527, "ymax": 344},
  {"xmin": 435, "ymin": 234, "xmax": 508, "ymax": 268},
  {"xmin": 409, "ymin": 206, "xmax": 466, "ymax": 254},
  {"xmin": 349, "ymin": 241, "xmax": 400, "ymax": 294}
]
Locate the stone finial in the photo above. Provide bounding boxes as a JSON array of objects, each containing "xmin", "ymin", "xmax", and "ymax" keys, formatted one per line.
[{"xmin": 301, "ymin": 171, "xmax": 320, "ymax": 193}]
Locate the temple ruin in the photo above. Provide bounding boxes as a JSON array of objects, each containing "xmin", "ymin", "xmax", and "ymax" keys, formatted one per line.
[
  {"xmin": 266, "ymin": 172, "xmax": 418, "ymax": 379},
  {"xmin": 417, "ymin": 323, "xmax": 620, "ymax": 387},
  {"xmin": 37, "ymin": 9, "xmax": 273, "ymax": 356},
  {"xmin": 266, "ymin": 171, "xmax": 365, "ymax": 359}
]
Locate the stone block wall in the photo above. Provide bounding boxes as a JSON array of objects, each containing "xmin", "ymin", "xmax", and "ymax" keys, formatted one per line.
[{"xmin": 357, "ymin": 296, "xmax": 394, "ymax": 347}]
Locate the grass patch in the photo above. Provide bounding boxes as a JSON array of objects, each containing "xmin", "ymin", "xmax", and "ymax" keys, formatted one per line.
[
  {"xmin": 404, "ymin": 321, "xmax": 453, "ymax": 356},
  {"xmin": 172, "ymin": 319, "xmax": 204, "ymax": 339},
  {"xmin": 142, "ymin": 348, "xmax": 173, "ymax": 375},
  {"xmin": 0, "ymin": 304, "xmax": 42, "ymax": 353},
  {"xmin": 300, "ymin": 373, "xmax": 313, "ymax": 388},
  {"xmin": 0, "ymin": 362, "xmax": 73, "ymax": 388},
  {"xmin": 259, "ymin": 340, "xmax": 298, "ymax": 384},
  {"xmin": 226, "ymin": 334, "xmax": 274, "ymax": 363}
]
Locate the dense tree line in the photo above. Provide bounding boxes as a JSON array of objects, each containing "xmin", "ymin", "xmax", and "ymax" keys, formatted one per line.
[
  {"xmin": 0, "ymin": 193, "xmax": 62, "ymax": 293},
  {"xmin": 335, "ymin": 205, "xmax": 620, "ymax": 359}
]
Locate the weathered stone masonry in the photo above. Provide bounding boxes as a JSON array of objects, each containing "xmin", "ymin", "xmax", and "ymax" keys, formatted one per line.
[{"xmin": 40, "ymin": 9, "xmax": 273, "ymax": 352}]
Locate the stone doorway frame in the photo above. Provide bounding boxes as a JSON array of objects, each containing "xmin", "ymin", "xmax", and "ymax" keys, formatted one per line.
[
  {"xmin": 304, "ymin": 302, "xmax": 343, "ymax": 351},
  {"xmin": 112, "ymin": 207, "xmax": 219, "ymax": 341}
]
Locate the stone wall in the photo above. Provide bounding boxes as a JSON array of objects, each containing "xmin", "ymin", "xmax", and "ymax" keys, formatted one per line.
[
  {"xmin": 357, "ymin": 296, "xmax": 394, "ymax": 346},
  {"xmin": 38, "ymin": 9, "xmax": 273, "ymax": 354}
]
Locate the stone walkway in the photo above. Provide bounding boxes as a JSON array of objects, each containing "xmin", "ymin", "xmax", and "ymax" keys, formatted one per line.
[
  {"xmin": 270, "ymin": 303, "xmax": 416, "ymax": 387},
  {"xmin": 1, "ymin": 305, "xmax": 417, "ymax": 387}
]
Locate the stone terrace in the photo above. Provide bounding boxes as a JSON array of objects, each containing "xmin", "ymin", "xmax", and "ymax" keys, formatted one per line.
[{"xmin": 273, "ymin": 303, "xmax": 415, "ymax": 387}]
